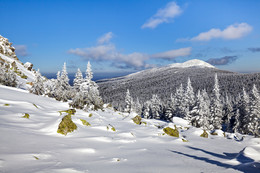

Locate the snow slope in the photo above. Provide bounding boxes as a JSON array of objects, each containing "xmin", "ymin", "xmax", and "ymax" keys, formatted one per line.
[
  {"xmin": 0, "ymin": 85, "xmax": 259, "ymax": 173},
  {"xmin": 0, "ymin": 35, "xmax": 35, "ymax": 89}
]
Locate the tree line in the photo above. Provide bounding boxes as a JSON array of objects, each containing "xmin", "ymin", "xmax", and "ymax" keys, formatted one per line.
[{"xmin": 123, "ymin": 74, "xmax": 260, "ymax": 137}]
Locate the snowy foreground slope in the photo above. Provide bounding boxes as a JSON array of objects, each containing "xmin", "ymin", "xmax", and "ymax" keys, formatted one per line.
[{"xmin": 0, "ymin": 85, "xmax": 259, "ymax": 173}]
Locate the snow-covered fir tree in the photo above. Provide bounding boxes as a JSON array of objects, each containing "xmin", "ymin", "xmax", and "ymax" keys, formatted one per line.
[
  {"xmin": 183, "ymin": 77, "xmax": 195, "ymax": 120},
  {"xmin": 149, "ymin": 94, "xmax": 163, "ymax": 120},
  {"xmin": 125, "ymin": 89, "xmax": 133, "ymax": 113},
  {"xmin": 70, "ymin": 61, "xmax": 103, "ymax": 111},
  {"xmin": 248, "ymin": 84, "xmax": 260, "ymax": 136},
  {"xmin": 85, "ymin": 61, "xmax": 93, "ymax": 83},
  {"xmin": 240, "ymin": 87, "xmax": 250, "ymax": 134},
  {"xmin": 233, "ymin": 109, "xmax": 241, "ymax": 133},
  {"xmin": 223, "ymin": 95, "xmax": 233, "ymax": 132},
  {"xmin": 133, "ymin": 97, "xmax": 142, "ymax": 115},
  {"xmin": 73, "ymin": 68, "xmax": 84, "ymax": 92},
  {"xmin": 30, "ymin": 69, "xmax": 45, "ymax": 95},
  {"xmin": 174, "ymin": 83, "xmax": 186, "ymax": 118},
  {"xmin": 210, "ymin": 74, "xmax": 223, "ymax": 130},
  {"xmin": 0, "ymin": 63, "xmax": 17, "ymax": 87},
  {"xmin": 191, "ymin": 89, "xmax": 211, "ymax": 130},
  {"xmin": 142, "ymin": 100, "xmax": 151, "ymax": 119},
  {"xmin": 165, "ymin": 93, "xmax": 176, "ymax": 120}
]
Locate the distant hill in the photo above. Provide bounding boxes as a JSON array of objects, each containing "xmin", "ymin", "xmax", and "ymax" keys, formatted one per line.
[{"xmin": 97, "ymin": 59, "xmax": 260, "ymax": 107}]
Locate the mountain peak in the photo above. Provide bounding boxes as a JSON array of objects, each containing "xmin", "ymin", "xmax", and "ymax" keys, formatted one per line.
[{"xmin": 169, "ymin": 59, "xmax": 215, "ymax": 68}]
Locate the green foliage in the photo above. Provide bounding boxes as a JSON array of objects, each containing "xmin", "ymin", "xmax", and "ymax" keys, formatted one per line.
[
  {"xmin": 141, "ymin": 121, "xmax": 147, "ymax": 126},
  {"xmin": 80, "ymin": 119, "xmax": 91, "ymax": 126},
  {"xmin": 33, "ymin": 156, "xmax": 39, "ymax": 160},
  {"xmin": 21, "ymin": 74, "xmax": 28, "ymax": 79},
  {"xmin": 3, "ymin": 104, "xmax": 10, "ymax": 106},
  {"xmin": 33, "ymin": 103, "xmax": 38, "ymax": 109},
  {"xmin": 57, "ymin": 114, "xmax": 77, "ymax": 135},
  {"xmin": 58, "ymin": 109, "xmax": 76, "ymax": 116},
  {"xmin": 132, "ymin": 115, "xmax": 142, "ymax": 125},
  {"xmin": 107, "ymin": 124, "xmax": 116, "ymax": 132},
  {"xmin": 163, "ymin": 126, "xmax": 179, "ymax": 138},
  {"xmin": 200, "ymin": 130, "xmax": 208, "ymax": 138},
  {"xmin": 89, "ymin": 113, "xmax": 93, "ymax": 117},
  {"xmin": 182, "ymin": 138, "xmax": 189, "ymax": 142},
  {"xmin": 22, "ymin": 113, "xmax": 30, "ymax": 119},
  {"xmin": 210, "ymin": 132, "xmax": 218, "ymax": 135}
]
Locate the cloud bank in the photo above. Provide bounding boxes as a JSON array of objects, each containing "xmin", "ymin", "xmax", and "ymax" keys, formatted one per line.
[
  {"xmin": 68, "ymin": 32, "xmax": 191, "ymax": 69},
  {"xmin": 207, "ymin": 56, "xmax": 237, "ymax": 65},
  {"xmin": 190, "ymin": 23, "xmax": 252, "ymax": 41},
  {"xmin": 248, "ymin": 47, "xmax": 260, "ymax": 52},
  {"xmin": 141, "ymin": 1, "xmax": 182, "ymax": 29}
]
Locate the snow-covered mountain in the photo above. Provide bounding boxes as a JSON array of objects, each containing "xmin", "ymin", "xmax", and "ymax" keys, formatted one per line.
[
  {"xmin": 0, "ymin": 35, "xmax": 35, "ymax": 89},
  {"xmin": 97, "ymin": 59, "xmax": 260, "ymax": 108},
  {"xmin": 168, "ymin": 59, "xmax": 215, "ymax": 68},
  {"xmin": 0, "ymin": 84, "xmax": 259, "ymax": 172}
]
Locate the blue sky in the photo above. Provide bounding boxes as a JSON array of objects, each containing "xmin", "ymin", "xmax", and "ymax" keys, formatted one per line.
[{"xmin": 1, "ymin": 0, "xmax": 260, "ymax": 77}]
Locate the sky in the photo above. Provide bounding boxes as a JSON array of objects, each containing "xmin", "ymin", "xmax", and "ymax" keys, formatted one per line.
[{"xmin": 1, "ymin": 0, "xmax": 260, "ymax": 78}]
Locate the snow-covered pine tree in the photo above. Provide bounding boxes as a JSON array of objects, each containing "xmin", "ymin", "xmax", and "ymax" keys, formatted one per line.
[
  {"xmin": 233, "ymin": 109, "xmax": 241, "ymax": 133},
  {"xmin": 223, "ymin": 95, "xmax": 233, "ymax": 132},
  {"xmin": 192, "ymin": 89, "xmax": 211, "ymax": 130},
  {"xmin": 149, "ymin": 94, "xmax": 163, "ymax": 119},
  {"xmin": 0, "ymin": 63, "xmax": 17, "ymax": 87},
  {"xmin": 30, "ymin": 69, "xmax": 45, "ymax": 95},
  {"xmin": 125, "ymin": 89, "xmax": 133, "ymax": 113},
  {"xmin": 210, "ymin": 74, "xmax": 223, "ymax": 130},
  {"xmin": 248, "ymin": 84, "xmax": 260, "ymax": 136},
  {"xmin": 85, "ymin": 61, "xmax": 93, "ymax": 83},
  {"xmin": 165, "ymin": 93, "xmax": 176, "ymax": 121},
  {"xmin": 240, "ymin": 87, "xmax": 250, "ymax": 134},
  {"xmin": 53, "ymin": 71, "xmax": 63, "ymax": 101},
  {"xmin": 69, "ymin": 91, "xmax": 85, "ymax": 109},
  {"xmin": 74, "ymin": 61, "xmax": 103, "ymax": 111},
  {"xmin": 174, "ymin": 83, "xmax": 186, "ymax": 118},
  {"xmin": 133, "ymin": 97, "xmax": 142, "ymax": 115},
  {"xmin": 142, "ymin": 100, "xmax": 151, "ymax": 119},
  {"xmin": 73, "ymin": 68, "xmax": 83, "ymax": 92},
  {"xmin": 184, "ymin": 77, "xmax": 195, "ymax": 120},
  {"xmin": 44, "ymin": 79, "xmax": 56, "ymax": 97}
]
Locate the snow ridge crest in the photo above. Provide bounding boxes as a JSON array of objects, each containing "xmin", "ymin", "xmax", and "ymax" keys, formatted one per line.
[{"xmin": 169, "ymin": 59, "xmax": 215, "ymax": 69}]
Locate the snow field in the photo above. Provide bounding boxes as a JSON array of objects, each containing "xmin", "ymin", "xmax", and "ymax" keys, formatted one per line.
[{"xmin": 0, "ymin": 85, "xmax": 260, "ymax": 173}]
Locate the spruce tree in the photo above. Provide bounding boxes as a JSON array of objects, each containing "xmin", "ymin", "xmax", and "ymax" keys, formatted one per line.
[
  {"xmin": 125, "ymin": 89, "xmax": 133, "ymax": 113},
  {"xmin": 248, "ymin": 84, "xmax": 260, "ymax": 136},
  {"xmin": 233, "ymin": 109, "xmax": 241, "ymax": 133},
  {"xmin": 133, "ymin": 97, "xmax": 142, "ymax": 115},
  {"xmin": 210, "ymin": 74, "xmax": 223, "ymax": 130},
  {"xmin": 150, "ymin": 94, "xmax": 162, "ymax": 119},
  {"xmin": 175, "ymin": 84, "xmax": 186, "ymax": 118},
  {"xmin": 184, "ymin": 77, "xmax": 195, "ymax": 120},
  {"xmin": 30, "ymin": 69, "xmax": 45, "ymax": 95},
  {"xmin": 240, "ymin": 88, "xmax": 250, "ymax": 134},
  {"xmin": 73, "ymin": 68, "xmax": 83, "ymax": 92}
]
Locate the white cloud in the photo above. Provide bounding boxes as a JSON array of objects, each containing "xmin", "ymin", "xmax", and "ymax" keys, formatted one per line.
[
  {"xmin": 97, "ymin": 32, "xmax": 113, "ymax": 44},
  {"xmin": 142, "ymin": 1, "xmax": 182, "ymax": 29},
  {"xmin": 191, "ymin": 23, "xmax": 252, "ymax": 41},
  {"xmin": 68, "ymin": 33, "xmax": 190, "ymax": 69},
  {"xmin": 151, "ymin": 47, "xmax": 191, "ymax": 60},
  {"xmin": 14, "ymin": 45, "xmax": 29, "ymax": 56}
]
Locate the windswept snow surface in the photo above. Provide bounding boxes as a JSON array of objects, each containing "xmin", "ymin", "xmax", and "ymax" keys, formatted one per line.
[{"xmin": 0, "ymin": 85, "xmax": 259, "ymax": 173}]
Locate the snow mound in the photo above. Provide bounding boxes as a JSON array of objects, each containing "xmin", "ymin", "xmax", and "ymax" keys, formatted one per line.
[
  {"xmin": 172, "ymin": 117, "xmax": 190, "ymax": 127},
  {"xmin": 169, "ymin": 59, "xmax": 215, "ymax": 68},
  {"xmin": 236, "ymin": 146, "xmax": 260, "ymax": 162}
]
